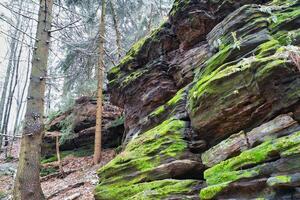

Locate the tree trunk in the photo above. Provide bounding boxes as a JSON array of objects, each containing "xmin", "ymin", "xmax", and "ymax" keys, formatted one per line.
[
  {"xmin": 2, "ymin": 32, "xmax": 25, "ymax": 143},
  {"xmin": 109, "ymin": 0, "xmax": 122, "ymax": 59},
  {"xmin": 56, "ymin": 135, "xmax": 65, "ymax": 177},
  {"xmin": 94, "ymin": 0, "xmax": 106, "ymax": 165},
  {"xmin": 0, "ymin": 25, "xmax": 20, "ymax": 148},
  {"xmin": 147, "ymin": 4, "xmax": 153, "ymax": 33},
  {"xmin": 13, "ymin": 0, "xmax": 53, "ymax": 199}
]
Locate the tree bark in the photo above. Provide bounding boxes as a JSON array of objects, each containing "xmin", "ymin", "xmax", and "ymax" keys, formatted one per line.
[
  {"xmin": 13, "ymin": 0, "xmax": 53, "ymax": 199},
  {"xmin": 94, "ymin": 0, "xmax": 106, "ymax": 165}
]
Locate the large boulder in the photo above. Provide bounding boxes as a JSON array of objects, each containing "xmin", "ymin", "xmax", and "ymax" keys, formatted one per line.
[{"xmin": 42, "ymin": 96, "xmax": 124, "ymax": 156}]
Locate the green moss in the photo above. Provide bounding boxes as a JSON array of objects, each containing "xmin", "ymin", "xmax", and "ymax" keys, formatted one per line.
[
  {"xmin": 150, "ymin": 106, "xmax": 165, "ymax": 117},
  {"xmin": 274, "ymin": 29, "xmax": 300, "ymax": 46},
  {"xmin": 95, "ymin": 179, "xmax": 198, "ymax": 200},
  {"xmin": 40, "ymin": 167, "xmax": 58, "ymax": 177},
  {"xmin": 0, "ymin": 191, "xmax": 6, "ymax": 199},
  {"xmin": 149, "ymin": 87, "xmax": 186, "ymax": 118},
  {"xmin": 121, "ymin": 69, "xmax": 148, "ymax": 88},
  {"xmin": 269, "ymin": 5, "xmax": 300, "ymax": 31},
  {"xmin": 41, "ymin": 146, "xmax": 93, "ymax": 164},
  {"xmin": 170, "ymin": 0, "xmax": 191, "ymax": 17},
  {"xmin": 199, "ymin": 132, "xmax": 300, "ymax": 199},
  {"xmin": 204, "ymin": 131, "xmax": 300, "ymax": 185},
  {"xmin": 95, "ymin": 119, "xmax": 190, "ymax": 198},
  {"xmin": 99, "ymin": 119, "xmax": 187, "ymax": 177},
  {"xmin": 255, "ymin": 39, "xmax": 281, "ymax": 58},
  {"xmin": 267, "ymin": 175, "xmax": 292, "ymax": 186},
  {"xmin": 108, "ymin": 21, "xmax": 168, "ymax": 86},
  {"xmin": 47, "ymin": 110, "xmax": 62, "ymax": 123},
  {"xmin": 200, "ymin": 182, "xmax": 229, "ymax": 200},
  {"xmin": 108, "ymin": 116, "xmax": 124, "ymax": 128},
  {"xmin": 167, "ymin": 88, "xmax": 185, "ymax": 106}
]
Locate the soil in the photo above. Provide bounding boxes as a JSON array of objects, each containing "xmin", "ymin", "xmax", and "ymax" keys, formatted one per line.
[{"xmin": 0, "ymin": 140, "xmax": 115, "ymax": 200}]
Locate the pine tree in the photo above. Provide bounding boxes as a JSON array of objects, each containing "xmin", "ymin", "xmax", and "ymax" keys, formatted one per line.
[
  {"xmin": 94, "ymin": 0, "xmax": 107, "ymax": 164},
  {"xmin": 13, "ymin": 0, "xmax": 54, "ymax": 199}
]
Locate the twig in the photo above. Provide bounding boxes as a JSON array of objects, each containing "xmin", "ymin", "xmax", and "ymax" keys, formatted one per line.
[{"xmin": 49, "ymin": 19, "xmax": 81, "ymax": 33}]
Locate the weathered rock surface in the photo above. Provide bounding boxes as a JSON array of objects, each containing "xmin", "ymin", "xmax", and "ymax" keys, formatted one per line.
[
  {"xmin": 42, "ymin": 96, "xmax": 124, "ymax": 156},
  {"xmin": 97, "ymin": 0, "xmax": 300, "ymax": 199}
]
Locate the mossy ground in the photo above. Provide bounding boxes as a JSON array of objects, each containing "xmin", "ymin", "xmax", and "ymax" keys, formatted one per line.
[
  {"xmin": 41, "ymin": 146, "xmax": 93, "ymax": 164},
  {"xmin": 40, "ymin": 167, "xmax": 58, "ymax": 177}
]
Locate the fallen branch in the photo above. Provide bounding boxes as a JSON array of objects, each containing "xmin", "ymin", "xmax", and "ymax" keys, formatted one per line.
[
  {"xmin": 40, "ymin": 169, "xmax": 77, "ymax": 182},
  {"xmin": 0, "ymin": 134, "xmax": 21, "ymax": 138},
  {"xmin": 65, "ymin": 192, "xmax": 81, "ymax": 200},
  {"xmin": 46, "ymin": 182, "xmax": 85, "ymax": 200}
]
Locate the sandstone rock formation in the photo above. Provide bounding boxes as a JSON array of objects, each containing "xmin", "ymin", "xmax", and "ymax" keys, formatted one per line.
[
  {"xmin": 43, "ymin": 96, "xmax": 124, "ymax": 156},
  {"xmin": 96, "ymin": 0, "xmax": 300, "ymax": 199}
]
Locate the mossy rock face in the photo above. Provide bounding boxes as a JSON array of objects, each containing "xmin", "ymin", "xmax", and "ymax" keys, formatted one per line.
[
  {"xmin": 101, "ymin": 0, "xmax": 300, "ymax": 200},
  {"xmin": 187, "ymin": 2, "xmax": 300, "ymax": 146},
  {"xmin": 200, "ymin": 131, "xmax": 300, "ymax": 199},
  {"xmin": 95, "ymin": 119, "xmax": 203, "ymax": 200},
  {"xmin": 95, "ymin": 179, "xmax": 203, "ymax": 200}
]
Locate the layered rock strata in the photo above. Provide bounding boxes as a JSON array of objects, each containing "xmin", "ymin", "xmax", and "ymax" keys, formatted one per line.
[{"xmin": 96, "ymin": 0, "xmax": 300, "ymax": 199}]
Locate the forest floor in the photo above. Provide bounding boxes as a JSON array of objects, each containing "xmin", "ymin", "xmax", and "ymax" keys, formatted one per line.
[{"xmin": 0, "ymin": 141, "xmax": 116, "ymax": 200}]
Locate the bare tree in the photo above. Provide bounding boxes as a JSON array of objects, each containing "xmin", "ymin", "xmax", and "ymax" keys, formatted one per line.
[{"xmin": 109, "ymin": 0, "xmax": 122, "ymax": 59}]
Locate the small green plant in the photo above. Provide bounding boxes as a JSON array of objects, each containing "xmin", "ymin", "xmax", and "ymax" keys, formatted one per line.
[
  {"xmin": 47, "ymin": 110, "xmax": 62, "ymax": 123},
  {"xmin": 40, "ymin": 167, "xmax": 58, "ymax": 177},
  {"xmin": 4, "ymin": 156, "xmax": 14, "ymax": 162},
  {"xmin": 41, "ymin": 146, "xmax": 94, "ymax": 164},
  {"xmin": 59, "ymin": 114, "xmax": 75, "ymax": 145},
  {"xmin": 109, "ymin": 116, "xmax": 124, "ymax": 128},
  {"xmin": 0, "ymin": 191, "xmax": 6, "ymax": 199}
]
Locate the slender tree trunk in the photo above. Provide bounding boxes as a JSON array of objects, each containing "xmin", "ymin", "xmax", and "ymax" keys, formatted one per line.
[
  {"xmin": 56, "ymin": 135, "xmax": 65, "ymax": 177},
  {"xmin": 2, "ymin": 33, "xmax": 25, "ymax": 143},
  {"xmin": 13, "ymin": 0, "xmax": 53, "ymax": 199},
  {"xmin": 14, "ymin": 20, "xmax": 35, "ymax": 133},
  {"xmin": 109, "ymin": 0, "xmax": 122, "ymax": 59},
  {"xmin": 0, "ymin": 29, "xmax": 19, "ymax": 148},
  {"xmin": 147, "ymin": 4, "xmax": 153, "ymax": 33},
  {"xmin": 0, "ymin": 0, "xmax": 24, "ymax": 148},
  {"xmin": 94, "ymin": 0, "xmax": 106, "ymax": 165},
  {"xmin": 13, "ymin": 52, "xmax": 31, "ymax": 135}
]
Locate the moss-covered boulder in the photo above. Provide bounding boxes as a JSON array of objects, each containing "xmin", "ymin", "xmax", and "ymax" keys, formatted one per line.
[
  {"xmin": 201, "ymin": 130, "xmax": 300, "ymax": 199},
  {"xmin": 95, "ymin": 118, "xmax": 204, "ymax": 199},
  {"xmin": 43, "ymin": 96, "xmax": 124, "ymax": 156}
]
